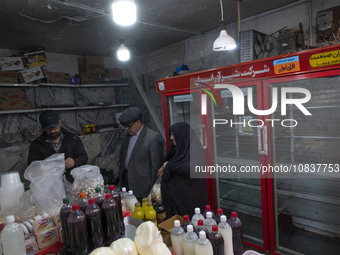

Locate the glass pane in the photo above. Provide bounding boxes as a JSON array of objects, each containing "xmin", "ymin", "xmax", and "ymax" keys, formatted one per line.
[{"xmin": 269, "ymin": 76, "xmax": 340, "ymax": 254}]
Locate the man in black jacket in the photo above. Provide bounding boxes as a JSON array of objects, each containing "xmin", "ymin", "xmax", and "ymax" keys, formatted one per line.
[{"xmin": 28, "ymin": 110, "xmax": 88, "ymax": 182}]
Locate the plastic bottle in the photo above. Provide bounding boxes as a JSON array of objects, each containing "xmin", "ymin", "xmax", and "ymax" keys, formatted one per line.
[
  {"xmin": 155, "ymin": 198, "xmax": 166, "ymax": 224},
  {"xmin": 85, "ymin": 198, "xmax": 104, "ymax": 249},
  {"xmin": 204, "ymin": 211, "xmax": 217, "ymax": 233},
  {"xmin": 60, "ymin": 197, "xmax": 72, "ymax": 253},
  {"xmin": 151, "ymin": 194, "xmax": 157, "ymax": 208},
  {"xmin": 214, "ymin": 208, "xmax": 223, "ymax": 225},
  {"xmin": 191, "ymin": 207, "xmax": 205, "ymax": 228},
  {"xmin": 68, "ymin": 204, "xmax": 88, "ymax": 255},
  {"xmin": 203, "ymin": 205, "xmax": 215, "ymax": 218},
  {"xmin": 181, "ymin": 215, "xmax": 194, "ymax": 232},
  {"xmin": 94, "ymin": 187, "xmax": 105, "ymax": 207},
  {"xmin": 218, "ymin": 215, "xmax": 233, "ymax": 255},
  {"xmin": 78, "ymin": 192, "xmax": 89, "ymax": 212},
  {"xmin": 207, "ymin": 225, "xmax": 224, "ymax": 255},
  {"xmin": 125, "ymin": 190, "xmax": 138, "ymax": 214},
  {"xmin": 171, "ymin": 220, "xmax": 185, "ymax": 255},
  {"xmin": 132, "ymin": 202, "xmax": 144, "ymax": 221},
  {"xmin": 228, "ymin": 211, "xmax": 243, "ymax": 255},
  {"xmin": 1, "ymin": 215, "xmax": 26, "ymax": 255},
  {"xmin": 182, "ymin": 224, "xmax": 198, "ymax": 255},
  {"xmin": 141, "ymin": 197, "xmax": 148, "ymax": 212},
  {"xmin": 102, "ymin": 193, "xmax": 119, "ymax": 244},
  {"xmin": 121, "ymin": 187, "xmax": 128, "ymax": 199},
  {"xmin": 195, "ymin": 219, "xmax": 208, "ymax": 236},
  {"xmin": 144, "ymin": 202, "xmax": 157, "ymax": 225},
  {"xmin": 195, "ymin": 230, "xmax": 213, "ymax": 255},
  {"xmin": 109, "ymin": 185, "xmax": 125, "ymax": 236}
]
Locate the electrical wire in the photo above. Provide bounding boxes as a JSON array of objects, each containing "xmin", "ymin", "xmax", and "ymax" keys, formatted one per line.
[{"xmin": 219, "ymin": 0, "xmax": 224, "ymax": 22}]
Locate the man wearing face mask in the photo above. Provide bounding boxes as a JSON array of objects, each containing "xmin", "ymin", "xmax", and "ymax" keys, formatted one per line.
[{"xmin": 28, "ymin": 110, "xmax": 88, "ymax": 182}]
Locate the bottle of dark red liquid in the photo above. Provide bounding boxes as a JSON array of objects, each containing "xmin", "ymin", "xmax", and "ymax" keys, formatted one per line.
[
  {"xmin": 109, "ymin": 185, "xmax": 125, "ymax": 236},
  {"xmin": 203, "ymin": 205, "xmax": 215, "ymax": 218},
  {"xmin": 60, "ymin": 197, "xmax": 72, "ymax": 254},
  {"xmin": 85, "ymin": 198, "xmax": 104, "ymax": 249},
  {"xmin": 181, "ymin": 214, "xmax": 194, "ymax": 232},
  {"xmin": 195, "ymin": 219, "xmax": 208, "ymax": 236},
  {"xmin": 68, "ymin": 204, "xmax": 88, "ymax": 255},
  {"xmin": 214, "ymin": 208, "xmax": 223, "ymax": 225},
  {"xmin": 228, "ymin": 211, "xmax": 243, "ymax": 255},
  {"xmin": 102, "ymin": 193, "xmax": 119, "ymax": 245},
  {"xmin": 207, "ymin": 225, "xmax": 224, "ymax": 255},
  {"xmin": 78, "ymin": 192, "xmax": 89, "ymax": 212},
  {"xmin": 94, "ymin": 187, "xmax": 105, "ymax": 207}
]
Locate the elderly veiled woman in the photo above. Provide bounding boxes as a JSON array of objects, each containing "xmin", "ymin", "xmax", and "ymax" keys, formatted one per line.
[{"xmin": 158, "ymin": 122, "xmax": 209, "ymax": 218}]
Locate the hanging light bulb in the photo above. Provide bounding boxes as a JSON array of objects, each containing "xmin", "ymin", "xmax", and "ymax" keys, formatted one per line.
[
  {"xmin": 112, "ymin": 0, "xmax": 136, "ymax": 26},
  {"xmin": 117, "ymin": 43, "xmax": 130, "ymax": 61},
  {"xmin": 213, "ymin": 0, "xmax": 237, "ymax": 51}
]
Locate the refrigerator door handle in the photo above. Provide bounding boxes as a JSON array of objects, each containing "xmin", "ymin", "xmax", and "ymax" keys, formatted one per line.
[
  {"xmin": 257, "ymin": 126, "xmax": 268, "ymax": 156},
  {"xmin": 263, "ymin": 125, "xmax": 268, "ymax": 156},
  {"xmin": 201, "ymin": 124, "xmax": 208, "ymax": 149}
]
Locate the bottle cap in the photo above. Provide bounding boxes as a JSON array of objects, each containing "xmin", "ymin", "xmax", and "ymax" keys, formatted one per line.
[
  {"xmin": 231, "ymin": 211, "xmax": 237, "ymax": 218},
  {"xmin": 199, "ymin": 230, "xmax": 206, "ymax": 239},
  {"xmin": 88, "ymin": 198, "xmax": 95, "ymax": 205},
  {"xmin": 128, "ymin": 190, "xmax": 133, "ymax": 195},
  {"xmin": 142, "ymin": 197, "xmax": 147, "ymax": 202},
  {"xmin": 146, "ymin": 202, "xmax": 152, "ymax": 206},
  {"xmin": 105, "ymin": 193, "xmax": 112, "ymax": 199},
  {"xmin": 197, "ymin": 219, "xmax": 204, "ymax": 226},
  {"xmin": 80, "ymin": 192, "xmax": 86, "ymax": 199},
  {"xmin": 156, "ymin": 198, "xmax": 162, "ymax": 203},
  {"xmin": 6, "ymin": 215, "xmax": 15, "ymax": 223},
  {"xmin": 174, "ymin": 220, "xmax": 180, "ymax": 227},
  {"xmin": 72, "ymin": 204, "xmax": 79, "ymax": 211},
  {"xmin": 109, "ymin": 185, "xmax": 115, "ymax": 191},
  {"xmin": 122, "ymin": 187, "xmax": 126, "ymax": 192},
  {"xmin": 217, "ymin": 208, "xmax": 223, "ymax": 215},
  {"xmin": 95, "ymin": 187, "xmax": 101, "ymax": 193},
  {"xmin": 195, "ymin": 207, "xmax": 201, "ymax": 214},
  {"xmin": 220, "ymin": 215, "xmax": 227, "ymax": 222},
  {"xmin": 135, "ymin": 202, "xmax": 141, "ymax": 207},
  {"xmin": 206, "ymin": 211, "xmax": 212, "ymax": 218},
  {"xmin": 63, "ymin": 197, "xmax": 70, "ymax": 204},
  {"xmin": 183, "ymin": 214, "xmax": 189, "ymax": 221},
  {"xmin": 187, "ymin": 224, "xmax": 193, "ymax": 232},
  {"xmin": 151, "ymin": 194, "xmax": 156, "ymax": 199},
  {"xmin": 212, "ymin": 225, "xmax": 218, "ymax": 232},
  {"xmin": 205, "ymin": 205, "xmax": 211, "ymax": 211}
]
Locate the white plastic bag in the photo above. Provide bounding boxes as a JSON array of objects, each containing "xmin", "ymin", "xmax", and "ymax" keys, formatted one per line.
[
  {"xmin": 147, "ymin": 176, "xmax": 162, "ymax": 202},
  {"xmin": 70, "ymin": 165, "xmax": 104, "ymax": 203},
  {"xmin": 24, "ymin": 153, "xmax": 66, "ymax": 215}
]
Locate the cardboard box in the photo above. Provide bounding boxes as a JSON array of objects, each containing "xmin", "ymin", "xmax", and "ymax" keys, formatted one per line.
[
  {"xmin": 23, "ymin": 51, "xmax": 48, "ymax": 68},
  {"xmin": 158, "ymin": 215, "xmax": 183, "ymax": 247},
  {"xmin": 0, "ymin": 100, "xmax": 31, "ymax": 110},
  {"xmin": 0, "ymin": 57, "xmax": 26, "ymax": 70},
  {"xmin": 0, "ymin": 88, "xmax": 27, "ymax": 101},
  {"xmin": 0, "ymin": 71, "xmax": 18, "ymax": 83},
  {"xmin": 48, "ymin": 72, "xmax": 70, "ymax": 84},
  {"xmin": 86, "ymin": 56, "xmax": 105, "ymax": 74},
  {"xmin": 105, "ymin": 68, "xmax": 123, "ymax": 78},
  {"xmin": 80, "ymin": 73, "xmax": 100, "ymax": 84},
  {"xmin": 18, "ymin": 66, "xmax": 47, "ymax": 83},
  {"xmin": 78, "ymin": 57, "xmax": 87, "ymax": 74}
]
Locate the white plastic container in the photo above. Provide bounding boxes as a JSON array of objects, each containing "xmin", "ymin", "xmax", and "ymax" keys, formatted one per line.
[
  {"xmin": 125, "ymin": 190, "xmax": 138, "ymax": 213},
  {"xmin": 195, "ymin": 230, "xmax": 213, "ymax": 255},
  {"xmin": 0, "ymin": 171, "xmax": 21, "ymax": 187},
  {"xmin": 191, "ymin": 207, "xmax": 205, "ymax": 228},
  {"xmin": 0, "ymin": 183, "xmax": 24, "ymax": 211},
  {"xmin": 182, "ymin": 225, "xmax": 198, "ymax": 255},
  {"xmin": 218, "ymin": 215, "xmax": 234, "ymax": 255},
  {"xmin": 1, "ymin": 215, "xmax": 26, "ymax": 255},
  {"xmin": 171, "ymin": 220, "xmax": 185, "ymax": 255}
]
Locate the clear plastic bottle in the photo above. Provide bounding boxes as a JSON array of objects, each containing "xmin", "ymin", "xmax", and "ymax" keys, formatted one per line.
[
  {"xmin": 1, "ymin": 215, "xmax": 26, "ymax": 255},
  {"xmin": 78, "ymin": 192, "xmax": 89, "ymax": 212},
  {"xmin": 218, "ymin": 215, "xmax": 233, "ymax": 255},
  {"xmin": 191, "ymin": 207, "xmax": 205, "ymax": 228},
  {"xmin": 203, "ymin": 205, "xmax": 215, "ymax": 218},
  {"xmin": 171, "ymin": 220, "xmax": 185, "ymax": 255},
  {"xmin": 182, "ymin": 224, "xmax": 198, "ymax": 255},
  {"xmin": 214, "ymin": 208, "xmax": 223, "ymax": 225},
  {"xmin": 68, "ymin": 204, "xmax": 88, "ymax": 255},
  {"xmin": 144, "ymin": 202, "xmax": 157, "ymax": 225},
  {"xmin": 85, "ymin": 198, "xmax": 104, "ymax": 249},
  {"xmin": 109, "ymin": 185, "xmax": 125, "ymax": 236},
  {"xmin": 181, "ymin": 215, "xmax": 194, "ymax": 232},
  {"xmin": 94, "ymin": 187, "xmax": 105, "ymax": 207},
  {"xmin": 228, "ymin": 211, "xmax": 243, "ymax": 255},
  {"xmin": 60, "ymin": 197, "xmax": 72, "ymax": 253},
  {"xmin": 204, "ymin": 211, "xmax": 217, "ymax": 233},
  {"xmin": 132, "ymin": 202, "xmax": 144, "ymax": 221},
  {"xmin": 195, "ymin": 219, "xmax": 208, "ymax": 236},
  {"xmin": 102, "ymin": 193, "xmax": 119, "ymax": 245},
  {"xmin": 120, "ymin": 187, "xmax": 128, "ymax": 200},
  {"xmin": 195, "ymin": 230, "xmax": 213, "ymax": 255},
  {"xmin": 125, "ymin": 190, "xmax": 138, "ymax": 214},
  {"xmin": 207, "ymin": 225, "xmax": 224, "ymax": 255}
]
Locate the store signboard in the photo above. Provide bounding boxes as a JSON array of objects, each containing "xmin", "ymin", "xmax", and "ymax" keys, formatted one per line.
[
  {"xmin": 309, "ymin": 50, "xmax": 340, "ymax": 67},
  {"xmin": 273, "ymin": 56, "xmax": 300, "ymax": 74}
]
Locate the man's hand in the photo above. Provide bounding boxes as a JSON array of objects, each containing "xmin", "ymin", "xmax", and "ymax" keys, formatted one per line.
[
  {"xmin": 65, "ymin": 157, "xmax": 75, "ymax": 169},
  {"xmin": 157, "ymin": 161, "xmax": 168, "ymax": 177}
]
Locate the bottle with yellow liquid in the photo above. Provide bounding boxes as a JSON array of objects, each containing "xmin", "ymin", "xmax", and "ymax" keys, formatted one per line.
[
  {"xmin": 144, "ymin": 202, "xmax": 157, "ymax": 225},
  {"xmin": 142, "ymin": 197, "xmax": 148, "ymax": 213},
  {"xmin": 132, "ymin": 202, "xmax": 144, "ymax": 221}
]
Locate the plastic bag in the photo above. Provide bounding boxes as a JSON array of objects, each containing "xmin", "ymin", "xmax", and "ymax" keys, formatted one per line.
[
  {"xmin": 24, "ymin": 153, "xmax": 66, "ymax": 215},
  {"xmin": 71, "ymin": 165, "xmax": 104, "ymax": 203},
  {"xmin": 147, "ymin": 176, "xmax": 162, "ymax": 202}
]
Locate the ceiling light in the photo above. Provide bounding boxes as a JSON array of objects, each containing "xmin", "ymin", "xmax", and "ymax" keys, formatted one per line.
[
  {"xmin": 112, "ymin": 0, "xmax": 136, "ymax": 26},
  {"xmin": 117, "ymin": 43, "xmax": 130, "ymax": 61},
  {"xmin": 213, "ymin": 0, "xmax": 237, "ymax": 51}
]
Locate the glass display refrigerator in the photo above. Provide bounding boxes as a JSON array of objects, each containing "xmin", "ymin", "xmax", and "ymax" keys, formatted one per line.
[{"xmin": 155, "ymin": 44, "xmax": 340, "ymax": 255}]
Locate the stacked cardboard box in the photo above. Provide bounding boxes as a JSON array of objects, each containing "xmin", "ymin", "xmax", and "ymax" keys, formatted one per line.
[{"xmin": 0, "ymin": 88, "xmax": 31, "ymax": 110}]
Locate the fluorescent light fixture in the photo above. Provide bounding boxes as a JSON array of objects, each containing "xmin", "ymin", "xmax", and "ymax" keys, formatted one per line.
[
  {"xmin": 112, "ymin": 0, "xmax": 136, "ymax": 26},
  {"xmin": 117, "ymin": 43, "xmax": 130, "ymax": 61}
]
